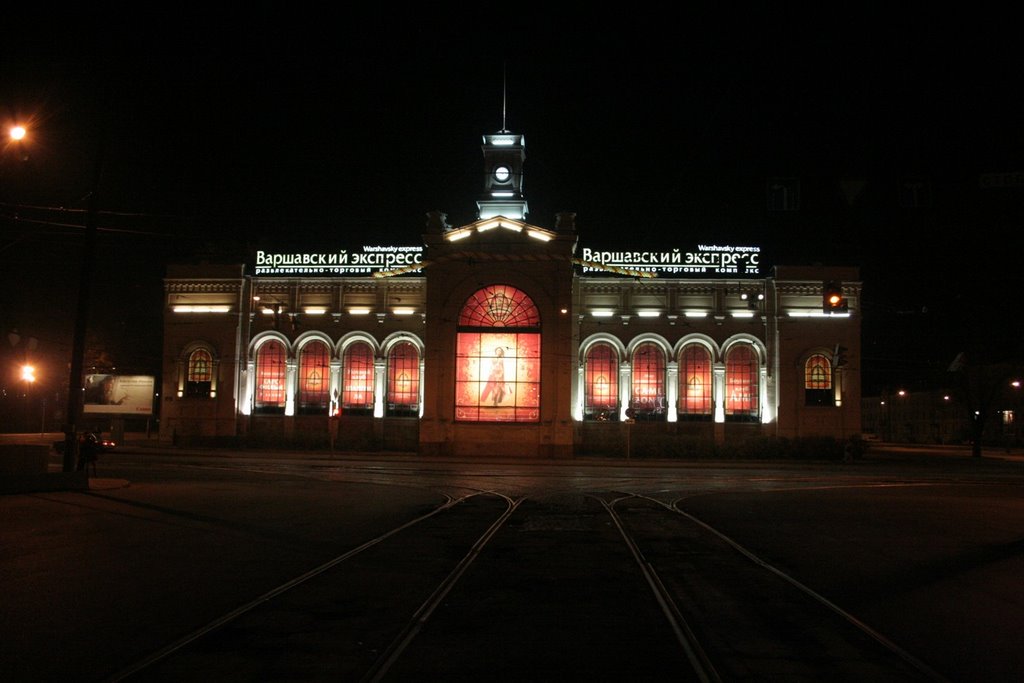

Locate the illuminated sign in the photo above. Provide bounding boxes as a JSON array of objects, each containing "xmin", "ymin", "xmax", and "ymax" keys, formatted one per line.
[
  {"xmin": 979, "ymin": 172, "xmax": 1024, "ymax": 188},
  {"xmin": 251, "ymin": 243, "xmax": 761, "ymax": 277},
  {"xmin": 579, "ymin": 244, "xmax": 762, "ymax": 277},
  {"xmin": 253, "ymin": 246, "xmax": 424, "ymax": 276},
  {"xmin": 83, "ymin": 375, "xmax": 155, "ymax": 415}
]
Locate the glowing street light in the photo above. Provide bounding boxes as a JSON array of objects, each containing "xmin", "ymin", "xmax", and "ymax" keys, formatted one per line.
[
  {"xmin": 9, "ymin": 125, "xmax": 26, "ymax": 141},
  {"xmin": 21, "ymin": 364, "xmax": 36, "ymax": 383}
]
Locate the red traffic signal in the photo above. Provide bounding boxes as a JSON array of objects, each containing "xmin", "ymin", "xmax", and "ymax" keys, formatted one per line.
[{"xmin": 823, "ymin": 281, "xmax": 848, "ymax": 314}]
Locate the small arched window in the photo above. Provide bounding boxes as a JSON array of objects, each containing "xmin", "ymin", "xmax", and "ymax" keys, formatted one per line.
[
  {"xmin": 630, "ymin": 342, "xmax": 666, "ymax": 421},
  {"xmin": 298, "ymin": 341, "xmax": 330, "ymax": 414},
  {"xmin": 254, "ymin": 340, "xmax": 286, "ymax": 414},
  {"xmin": 584, "ymin": 343, "xmax": 619, "ymax": 421},
  {"xmin": 186, "ymin": 348, "xmax": 213, "ymax": 398},
  {"xmin": 678, "ymin": 344, "xmax": 712, "ymax": 419},
  {"xmin": 387, "ymin": 342, "xmax": 420, "ymax": 417},
  {"xmin": 342, "ymin": 342, "xmax": 375, "ymax": 415},
  {"xmin": 725, "ymin": 344, "xmax": 759, "ymax": 421},
  {"xmin": 805, "ymin": 353, "xmax": 833, "ymax": 406}
]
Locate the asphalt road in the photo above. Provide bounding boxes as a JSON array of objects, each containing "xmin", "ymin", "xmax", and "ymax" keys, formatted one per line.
[{"xmin": 2, "ymin": 444, "xmax": 1023, "ymax": 681}]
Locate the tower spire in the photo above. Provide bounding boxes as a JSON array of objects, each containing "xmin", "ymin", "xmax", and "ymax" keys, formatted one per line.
[
  {"xmin": 501, "ymin": 61, "xmax": 508, "ymax": 133},
  {"xmin": 476, "ymin": 61, "xmax": 526, "ymax": 220}
]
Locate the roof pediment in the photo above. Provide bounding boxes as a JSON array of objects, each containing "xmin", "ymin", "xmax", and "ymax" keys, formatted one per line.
[{"xmin": 442, "ymin": 216, "xmax": 557, "ymax": 245}]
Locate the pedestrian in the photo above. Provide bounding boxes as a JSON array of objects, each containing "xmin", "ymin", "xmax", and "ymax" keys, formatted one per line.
[{"xmin": 77, "ymin": 433, "xmax": 99, "ymax": 474}]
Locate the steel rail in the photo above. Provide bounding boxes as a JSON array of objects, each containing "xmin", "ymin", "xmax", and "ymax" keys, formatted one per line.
[
  {"xmin": 106, "ymin": 493, "xmax": 473, "ymax": 681},
  {"xmin": 361, "ymin": 493, "xmax": 524, "ymax": 682},
  {"xmin": 600, "ymin": 496, "xmax": 721, "ymax": 683},
  {"xmin": 657, "ymin": 496, "xmax": 950, "ymax": 683}
]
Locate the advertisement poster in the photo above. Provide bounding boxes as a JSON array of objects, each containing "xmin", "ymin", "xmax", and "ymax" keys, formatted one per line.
[
  {"xmin": 83, "ymin": 375, "xmax": 155, "ymax": 415},
  {"xmin": 455, "ymin": 332, "xmax": 540, "ymax": 422}
]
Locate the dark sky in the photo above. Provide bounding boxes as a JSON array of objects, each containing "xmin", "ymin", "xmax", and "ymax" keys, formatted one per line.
[{"xmin": 1, "ymin": 8, "xmax": 1021, "ymax": 391}]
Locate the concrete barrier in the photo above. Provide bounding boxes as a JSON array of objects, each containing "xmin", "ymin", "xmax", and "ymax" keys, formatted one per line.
[{"xmin": 0, "ymin": 445, "xmax": 89, "ymax": 494}]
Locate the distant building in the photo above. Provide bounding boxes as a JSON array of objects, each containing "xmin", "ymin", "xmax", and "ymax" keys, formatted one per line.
[
  {"xmin": 161, "ymin": 129, "xmax": 861, "ymax": 456},
  {"xmin": 861, "ymin": 386, "xmax": 1022, "ymax": 447}
]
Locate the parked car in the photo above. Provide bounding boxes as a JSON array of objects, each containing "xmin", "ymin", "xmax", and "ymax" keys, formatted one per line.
[{"xmin": 52, "ymin": 433, "xmax": 116, "ymax": 455}]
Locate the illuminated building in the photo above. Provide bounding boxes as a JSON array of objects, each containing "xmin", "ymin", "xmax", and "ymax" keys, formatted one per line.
[{"xmin": 161, "ymin": 128, "xmax": 861, "ymax": 456}]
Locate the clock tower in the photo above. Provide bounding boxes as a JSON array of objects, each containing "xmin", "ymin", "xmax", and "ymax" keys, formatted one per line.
[{"xmin": 476, "ymin": 130, "xmax": 528, "ymax": 220}]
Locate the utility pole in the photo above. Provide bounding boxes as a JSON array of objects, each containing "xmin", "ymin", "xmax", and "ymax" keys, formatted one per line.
[{"xmin": 62, "ymin": 139, "xmax": 104, "ymax": 471}]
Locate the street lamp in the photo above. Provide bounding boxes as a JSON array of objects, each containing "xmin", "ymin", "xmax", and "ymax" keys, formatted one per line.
[{"xmin": 20, "ymin": 364, "xmax": 36, "ymax": 433}]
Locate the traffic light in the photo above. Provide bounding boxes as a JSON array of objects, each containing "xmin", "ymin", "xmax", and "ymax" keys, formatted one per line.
[{"xmin": 823, "ymin": 281, "xmax": 847, "ymax": 314}]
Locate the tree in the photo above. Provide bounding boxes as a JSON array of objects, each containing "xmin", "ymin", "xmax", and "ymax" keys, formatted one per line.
[{"xmin": 946, "ymin": 354, "xmax": 1021, "ymax": 457}]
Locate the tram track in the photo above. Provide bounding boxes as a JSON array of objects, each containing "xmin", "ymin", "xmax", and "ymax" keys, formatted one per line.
[
  {"xmin": 108, "ymin": 490, "xmax": 515, "ymax": 681},
  {"xmin": 603, "ymin": 492, "xmax": 948, "ymax": 681},
  {"xmin": 106, "ymin": 485, "xmax": 951, "ymax": 681},
  {"xmin": 600, "ymin": 496, "xmax": 720, "ymax": 682},
  {"xmin": 360, "ymin": 492, "xmax": 523, "ymax": 682}
]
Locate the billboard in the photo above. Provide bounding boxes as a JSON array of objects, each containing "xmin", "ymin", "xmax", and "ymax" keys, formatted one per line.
[{"xmin": 83, "ymin": 375, "xmax": 155, "ymax": 415}]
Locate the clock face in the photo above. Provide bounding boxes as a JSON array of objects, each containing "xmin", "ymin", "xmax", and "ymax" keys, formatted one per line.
[{"xmin": 493, "ymin": 165, "xmax": 511, "ymax": 183}]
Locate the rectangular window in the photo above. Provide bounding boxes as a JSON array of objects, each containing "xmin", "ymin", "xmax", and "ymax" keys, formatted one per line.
[
  {"xmin": 455, "ymin": 332, "xmax": 540, "ymax": 422},
  {"xmin": 767, "ymin": 177, "xmax": 800, "ymax": 211}
]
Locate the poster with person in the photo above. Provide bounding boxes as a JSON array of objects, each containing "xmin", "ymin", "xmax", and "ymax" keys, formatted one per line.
[{"xmin": 83, "ymin": 375, "xmax": 155, "ymax": 415}]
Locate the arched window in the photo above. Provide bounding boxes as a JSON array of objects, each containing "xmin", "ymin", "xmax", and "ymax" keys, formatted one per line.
[
  {"xmin": 298, "ymin": 341, "xmax": 330, "ymax": 414},
  {"xmin": 254, "ymin": 340, "xmax": 286, "ymax": 414},
  {"xmin": 455, "ymin": 284, "xmax": 541, "ymax": 422},
  {"xmin": 805, "ymin": 353, "xmax": 833, "ymax": 406},
  {"xmin": 725, "ymin": 344, "xmax": 759, "ymax": 421},
  {"xmin": 630, "ymin": 342, "xmax": 666, "ymax": 421},
  {"xmin": 185, "ymin": 348, "xmax": 212, "ymax": 398},
  {"xmin": 387, "ymin": 342, "xmax": 420, "ymax": 417},
  {"xmin": 678, "ymin": 344, "xmax": 712, "ymax": 419},
  {"xmin": 584, "ymin": 343, "xmax": 618, "ymax": 421},
  {"xmin": 342, "ymin": 342, "xmax": 375, "ymax": 416}
]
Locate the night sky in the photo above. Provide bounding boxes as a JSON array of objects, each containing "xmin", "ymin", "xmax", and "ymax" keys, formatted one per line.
[{"xmin": 1, "ymin": 8, "xmax": 1021, "ymax": 396}]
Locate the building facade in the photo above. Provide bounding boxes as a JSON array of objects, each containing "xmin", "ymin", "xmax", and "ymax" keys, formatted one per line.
[{"xmin": 161, "ymin": 130, "xmax": 862, "ymax": 457}]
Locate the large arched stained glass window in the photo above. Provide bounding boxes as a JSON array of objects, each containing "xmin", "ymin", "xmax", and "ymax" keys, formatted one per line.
[
  {"xmin": 584, "ymin": 343, "xmax": 618, "ymax": 421},
  {"xmin": 679, "ymin": 344, "xmax": 712, "ymax": 419},
  {"xmin": 186, "ymin": 348, "xmax": 212, "ymax": 398},
  {"xmin": 387, "ymin": 342, "xmax": 420, "ymax": 417},
  {"xmin": 630, "ymin": 342, "xmax": 666, "ymax": 421},
  {"xmin": 342, "ymin": 342, "xmax": 375, "ymax": 415},
  {"xmin": 725, "ymin": 344, "xmax": 759, "ymax": 421},
  {"xmin": 455, "ymin": 285, "xmax": 540, "ymax": 422},
  {"xmin": 298, "ymin": 341, "xmax": 330, "ymax": 414},
  {"xmin": 804, "ymin": 353, "xmax": 833, "ymax": 406},
  {"xmin": 458, "ymin": 284, "xmax": 541, "ymax": 327},
  {"xmin": 254, "ymin": 340, "xmax": 286, "ymax": 414}
]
